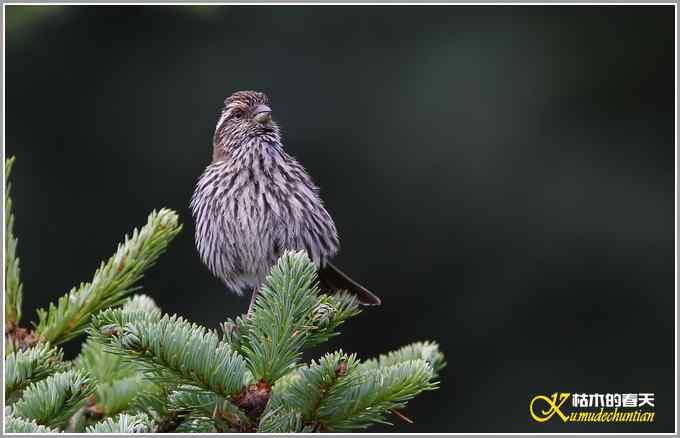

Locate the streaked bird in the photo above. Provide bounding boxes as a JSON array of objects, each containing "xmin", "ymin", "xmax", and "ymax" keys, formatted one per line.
[{"xmin": 191, "ymin": 90, "xmax": 381, "ymax": 312}]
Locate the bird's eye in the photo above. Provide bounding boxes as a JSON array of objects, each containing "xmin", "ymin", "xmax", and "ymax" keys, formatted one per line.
[{"xmin": 231, "ymin": 110, "xmax": 244, "ymax": 119}]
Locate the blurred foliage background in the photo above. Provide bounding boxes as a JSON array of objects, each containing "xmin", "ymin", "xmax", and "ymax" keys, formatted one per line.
[{"xmin": 4, "ymin": 5, "xmax": 675, "ymax": 433}]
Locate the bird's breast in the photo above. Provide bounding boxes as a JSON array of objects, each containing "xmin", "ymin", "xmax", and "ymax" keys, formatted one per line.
[{"xmin": 191, "ymin": 154, "xmax": 339, "ymax": 282}]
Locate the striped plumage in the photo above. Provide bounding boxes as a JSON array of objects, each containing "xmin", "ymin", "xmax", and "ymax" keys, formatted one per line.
[{"xmin": 190, "ymin": 91, "xmax": 380, "ymax": 309}]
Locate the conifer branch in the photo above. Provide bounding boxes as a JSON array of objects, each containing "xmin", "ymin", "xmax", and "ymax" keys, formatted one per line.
[
  {"xmin": 5, "ymin": 343, "xmax": 66, "ymax": 402},
  {"xmin": 224, "ymin": 254, "xmax": 362, "ymax": 373},
  {"xmin": 77, "ymin": 293, "xmax": 163, "ymax": 382},
  {"xmin": 127, "ymin": 384, "xmax": 178, "ymax": 429},
  {"xmin": 77, "ymin": 338, "xmax": 138, "ymax": 383},
  {"xmin": 304, "ymin": 292, "xmax": 362, "ymax": 348},
  {"xmin": 5, "ymin": 415, "xmax": 60, "ymax": 433},
  {"xmin": 262, "ymin": 343, "xmax": 443, "ymax": 432},
  {"xmin": 175, "ymin": 417, "xmax": 219, "ymax": 433},
  {"xmin": 257, "ymin": 407, "xmax": 306, "ymax": 433},
  {"xmin": 76, "ymin": 337, "xmax": 161, "ymax": 418},
  {"xmin": 361, "ymin": 341, "xmax": 446, "ymax": 376},
  {"xmin": 316, "ymin": 359, "xmax": 438, "ymax": 431},
  {"xmin": 258, "ymin": 351, "xmax": 353, "ymax": 432},
  {"xmin": 5, "ymin": 156, "xmax": 23, "ymax": 328},
  {"xmin": 3, "ymin": 160, "xmax": 447, "ymax": 433},
  {"xmin": 240, "ymin": 251, "xmax": 320, "ymax": 383},
  {"xmin": 85, "ymin": 413, "xmax": 155, "ymax": 433},
  {"xmin": 167, "ymin": 386, "xmax": 252, "ymax": 432},
  {"xmin": 264, "ymin": 351, "xmax": 357, "ymax": 428},
  {"xmin": 123, "ymin": 293, "xmax": 162, "ymax": 314},
  {"xmin": 128, "ymin": 381, "xmax": 249, "ymax": 432},
  {"xmin": 11, "ymin": 369, "xmax": 95, "ymax": 428},
  {"xmin": 90, "ymin": 310, "xmax": 248, "ymax": 398},
  {"xmin": 34, "ymin": 209, "xmax": 182, "ymax": 345},
  {"xmin": 96, "ymin": 377, "xmax": 157, "ymax": 416}
]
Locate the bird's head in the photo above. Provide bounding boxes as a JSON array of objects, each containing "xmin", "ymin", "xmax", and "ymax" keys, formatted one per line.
[{"xmin": 212, "ymin": 90, "xmax": 280, "ymax": 162}]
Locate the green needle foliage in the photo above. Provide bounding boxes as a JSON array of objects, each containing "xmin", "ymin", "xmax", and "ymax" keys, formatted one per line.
[
  {"xmin": 5, "ymin": 156, "xmax": 23, "ymax": 327},
  {"xmin": 91, "ymin": 312, "xmax": 249, "ymax": 397},
  {"xmin": 315, "ymin": 359, "xmax": 437, "ymax": 431},
  {"xmin": 261, "ymin": 348, "xmax": 439, "ymax": 432},
  {"xmin": 241, "ymin": 252, "xmax": 320, "ymax": 382},
  {"xmin": 258, "ymin": 407, "xmax": 306, "ymax": 433},
  {"xmin": 35, "ymin": 208, "xmax": 182, "ymax": 345},
  {"xmin": 86, "ymin": 413, "xmax": 155, "ymax": 433},
  {"xmin": 88, "ymin": 252, "xmax": 443, "ymax": 432},
  {"xmin": 360, "ymin": 341, "xmax": 447, "ymax": 376},
  {"xmin": 5, "ymin": 415, "xmax": 60, "ymax": 433},
  {"xmin": 304, "ymin": 292, "xmax": 362, "ymax": 348},
  {"xmin": 166, "ymin": 386, "xmax": 252, "ymax": 432},
  {"xmin": 260, "ymin": 351, "xmax": 358, "ymax": 432},
  {"xmin": 75, "ymin": 327, "xmax": 162, "ymax": 417},
  {"xmin": 11, "ymin": 369, "xmax": 95, "ymax": 428},
  {"xmin": 3, "ymin": 156, "xmax": 445, "ymax": 433},
  {"xmin": 5, "ymin": 343, "xmax": 66, "ymax": 402},
  {"xmin": 123, "ymin": 293, "xmax": 163, "ymax": 314}
]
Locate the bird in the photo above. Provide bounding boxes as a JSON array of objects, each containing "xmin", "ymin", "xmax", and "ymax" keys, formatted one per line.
[{"xmin": 190, "ymin": 90, "xmax": 381, "ymax": 313}]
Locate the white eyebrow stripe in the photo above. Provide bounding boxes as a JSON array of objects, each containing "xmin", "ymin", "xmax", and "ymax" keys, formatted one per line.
[{"xmin": 216, "ymin": 111, "xmax": 229, "ymax": 131}]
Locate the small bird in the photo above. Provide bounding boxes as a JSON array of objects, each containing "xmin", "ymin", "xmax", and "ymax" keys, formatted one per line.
[{"xmin": 190, "ymin": 90, "xmax": 381, "ymax": 313}]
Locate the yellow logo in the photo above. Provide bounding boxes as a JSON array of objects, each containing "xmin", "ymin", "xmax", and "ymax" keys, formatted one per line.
[
  {"xmin": 530, "ymin": 392, "xmax": 571, "ymax": 422},
  {"xmin": 529, "ymin": 392, "xmax": 656, "ymax": 423}
]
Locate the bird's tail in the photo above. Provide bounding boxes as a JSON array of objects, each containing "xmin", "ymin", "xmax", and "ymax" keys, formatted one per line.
[{"xmin": 317, "ymin": 262, "xmax": 381, "ymax": 306}]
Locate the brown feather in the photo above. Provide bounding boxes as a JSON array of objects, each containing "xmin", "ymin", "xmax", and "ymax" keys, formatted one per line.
[{"xmin": 317, "ymin": 262, "xmax": 381, "ymax": 306}]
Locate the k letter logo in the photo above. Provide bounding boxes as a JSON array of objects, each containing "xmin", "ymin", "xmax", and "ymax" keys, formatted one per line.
[{"xmin": 530, "ymin": 392, "xmax": 571, "ymax": 422}]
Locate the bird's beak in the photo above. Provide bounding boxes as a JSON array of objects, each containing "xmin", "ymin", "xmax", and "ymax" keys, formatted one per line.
[{"xmin": 253, "ymin": 104, "xmax": 272, "ymax": 124}]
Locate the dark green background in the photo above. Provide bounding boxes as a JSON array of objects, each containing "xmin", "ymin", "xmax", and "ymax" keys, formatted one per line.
[{"xmin": 5, "ymin": 5, "xmax": 675, "ymax": 433}]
